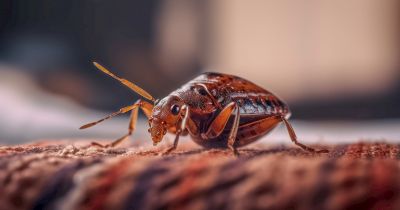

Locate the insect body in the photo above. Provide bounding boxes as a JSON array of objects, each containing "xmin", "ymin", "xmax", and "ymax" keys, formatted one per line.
[{"xmin": 81, "ymin": 62, "xmax": 328, "ymax": 154}]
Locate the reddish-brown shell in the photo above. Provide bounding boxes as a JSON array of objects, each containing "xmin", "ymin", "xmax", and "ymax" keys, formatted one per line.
[{"xmin": 170, "ymin": 72, "xmax": 291, "ymax": 148}]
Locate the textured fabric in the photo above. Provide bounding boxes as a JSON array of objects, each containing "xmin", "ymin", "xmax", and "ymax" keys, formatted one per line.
[{"xmin": 0, "ymin": 142, "xmax": 399, "ymax": 210}]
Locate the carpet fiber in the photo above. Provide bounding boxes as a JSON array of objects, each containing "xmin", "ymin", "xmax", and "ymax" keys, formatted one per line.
[{"xmin": 1, "ymin": 141, "xmax": 399, "ymax": 210}]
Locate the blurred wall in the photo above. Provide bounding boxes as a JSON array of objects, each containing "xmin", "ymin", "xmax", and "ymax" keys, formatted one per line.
[
  {"xmin": 207, "ymin": 0, "xmax": 400, "ymax": 102},
  {"xmin": 1, "ymin": 0, "xmax": 400, "ymax": 120},
  {"xmin": 0, "ymin": 0, "xmax": 205, "ymax": 110}
]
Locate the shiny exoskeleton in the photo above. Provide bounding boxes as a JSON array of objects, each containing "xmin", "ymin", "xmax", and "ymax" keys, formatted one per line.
[{"xmin": 81, "ymin": 62, "xmax": 328, "ymax": 155}]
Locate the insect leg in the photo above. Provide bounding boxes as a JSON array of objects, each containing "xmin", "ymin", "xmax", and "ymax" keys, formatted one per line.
[
  {"xmin": 104, "ymin": 103, "xmax": 140, "ymax": 147},
  {"xmin": 201, "ymin": 102, "xmax": 240, "ymax": 155},
  {"xmin": 201, "ymin": 102, "xmax": 236, "ymax": 139},
  {"xmin": 227, "ymin": 104, "xmax": 240, "ymax": 156},
  {"xmin": 89, "ymin": 100, "xmax": 154, "ymax": 148},
  {"xmin": 281, "ymin": 116, "xmax": 329, "ymax": 153},
  {"xmin": 163, "ymin": 105, "xmax": 189, "ymax": 154}
]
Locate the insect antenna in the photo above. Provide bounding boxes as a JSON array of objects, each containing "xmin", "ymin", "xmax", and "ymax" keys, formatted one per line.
[
  {"xmin": 92, "ymin": 61, "xmax": 155, "ymax": 102},
  {"xmin": 79, "ymin": 105, "xmax": 136, "ymax": 129}
]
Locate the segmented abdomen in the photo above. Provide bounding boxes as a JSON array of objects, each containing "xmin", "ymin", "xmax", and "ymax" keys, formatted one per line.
[{"xmin": 191, "ymin": 72, "xmax": 290, "ymax": 117}]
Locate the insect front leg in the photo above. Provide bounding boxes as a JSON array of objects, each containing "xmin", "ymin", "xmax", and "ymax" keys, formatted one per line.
[
  {"xmin": 90, "ymin": 99, "xmax": 154, "ymax": 148},
  {"xmin": 162, "ymin": 105, "xmax": 190, "ymax": 155},
  {"xmin": 280, "ymin": 116, "xmax": 328, "ymax": 153},
  {"xmin": 201, "ymin": 102, "xmax": 241, "ymax": 156}
]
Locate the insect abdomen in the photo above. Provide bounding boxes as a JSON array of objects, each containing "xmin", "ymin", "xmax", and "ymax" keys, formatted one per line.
[
  {"xmin": 192, "ymin": 72, "xmax": 289, "ymax": 116},
  {"xmin": 233, "ymin": 96, "xmax": 288, "ymax": 117}
]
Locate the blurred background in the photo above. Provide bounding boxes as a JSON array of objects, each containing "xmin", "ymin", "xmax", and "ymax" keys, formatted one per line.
[{"xmin": 0, "ymin": 0, "xmax": 399, "ymax": 145}]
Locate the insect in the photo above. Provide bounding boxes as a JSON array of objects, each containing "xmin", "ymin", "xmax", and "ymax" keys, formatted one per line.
[{"xmin": 80, "ymin": 62, "xmax": 328, "ymax": 155}]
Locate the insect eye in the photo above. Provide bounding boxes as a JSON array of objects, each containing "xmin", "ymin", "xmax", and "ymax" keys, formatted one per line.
[
  {"xmin": 198, "ymin": 88, "xmax": 207, "ymax": 96},
  {"xmin": 170, "ymin": 104, "xmax": 180, "ymax": 115}
]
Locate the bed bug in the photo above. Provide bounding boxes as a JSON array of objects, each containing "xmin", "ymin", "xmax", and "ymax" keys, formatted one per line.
[{"xmin": 80, "ymin": 62, "xmax": 328, "ymax": 155}]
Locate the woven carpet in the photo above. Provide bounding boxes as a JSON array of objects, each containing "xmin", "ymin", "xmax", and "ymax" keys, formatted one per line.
[{"xmin": 1, "ymin": 141, "xmax": 399, "ymax": 210}]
